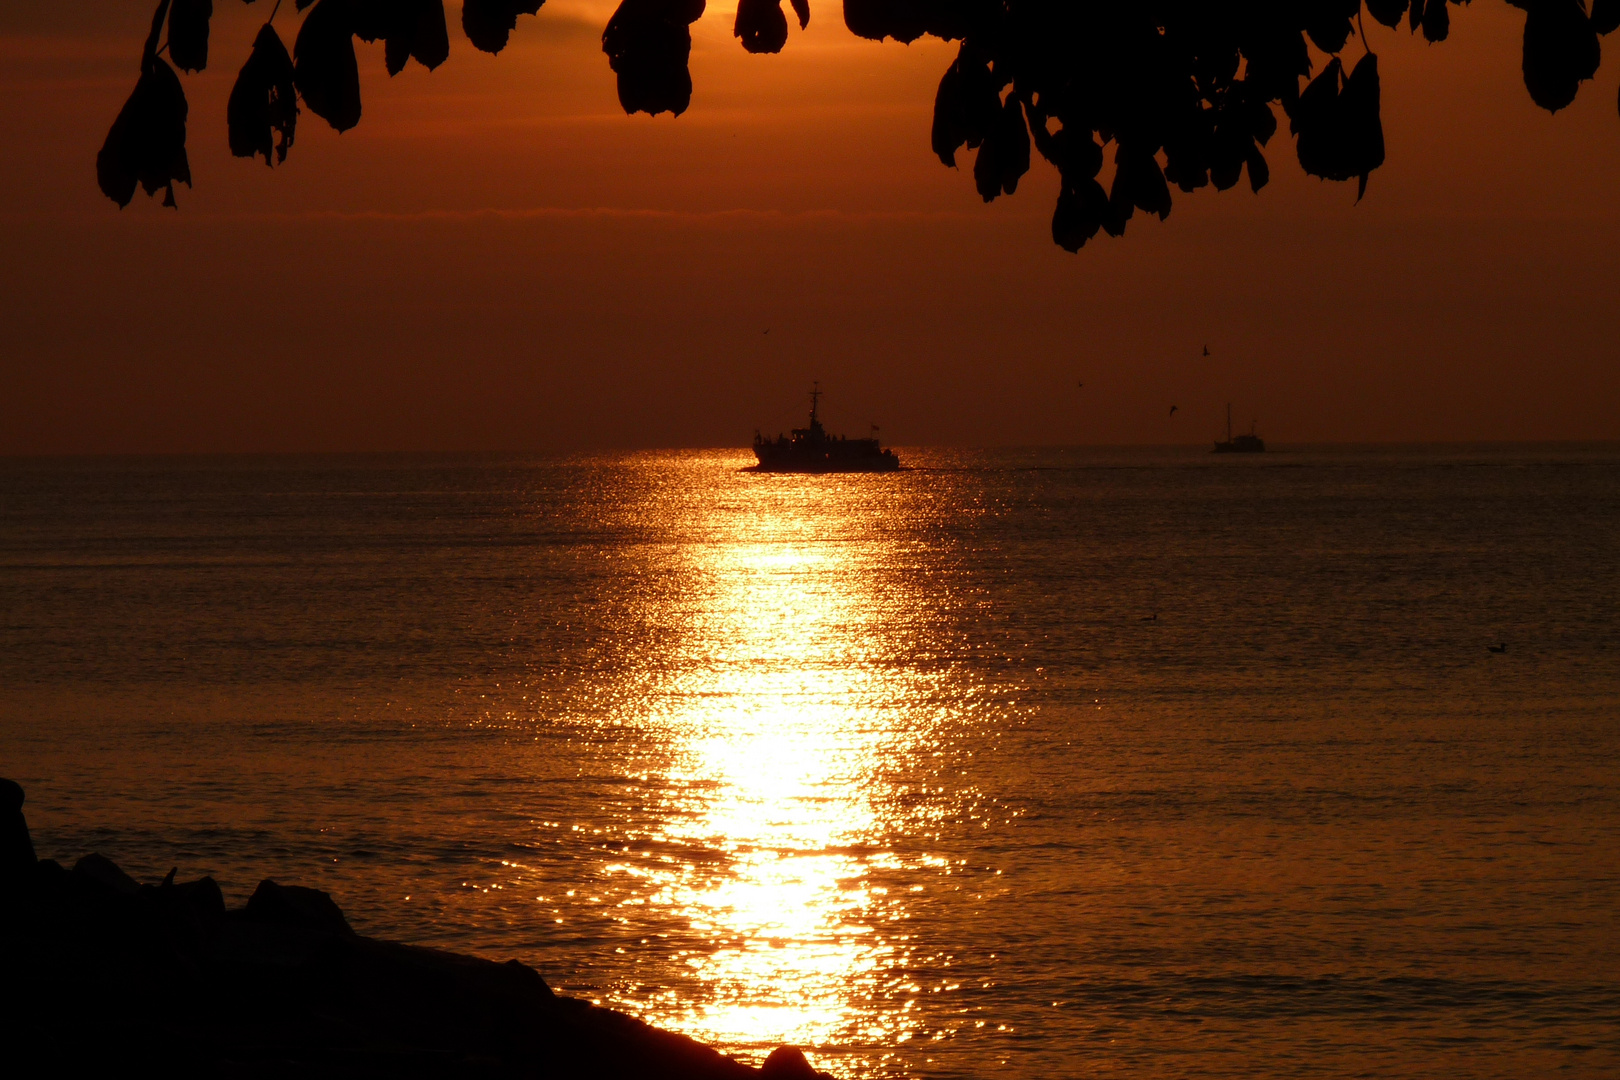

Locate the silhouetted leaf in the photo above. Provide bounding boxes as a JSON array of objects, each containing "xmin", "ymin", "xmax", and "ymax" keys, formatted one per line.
[
  {"xmin": 462, "ymin": 0, "xmax": 544, "ymax": 55},
  {"xmin": 1293, "ymin": 57, "xmax": 1343, "ymax": 176},
  {"xmin": 1052, "ymin": 178, "xmax": 1107, "ymax": 252},
  {"xmin": 931, "ymin": 49, "xmax": 1000, "ymax": 167},
  {"xmin": 1163, "ymin": 112, "xmax": 1213, "ymax": 194},
  {"xmin": 1110, "ymin": 147, "xmax": 1170, "ymax": 220},
  {"xmin": 1209, "ymin": 133, "xmax": 1244, "ymax": 192},
  {"xmin": 1293, "ymin": 53, "xmax": 1384, "ymax": 195},
  {"xmin": 1421, "ymin": 0, "xmax": 1450, "ymax": 43},
  {"xmin": 167, "ymin": 0, "xmax": 212, "ymax": 72},
  {"xmin": 1594, "ymin": 0, "xmax": 1620, "ymax": 35},
  {"xmin": 1245, "ymin": 144, "xmax": 1270, "ymax": 193},
  {"xmin": 1247, "ymin": 89, "xmax": 1279, "ymax": 147},
  {"xmin": 844, "ymin": 0, "xmax": 973, "ymax": 45},
  {"xmin": 735, "ymin": 0, "xmax": 788, "ymax": 54},
  {"xmin": 1035, "ymin": 127, "xmax": 1103, "ymax": 186},
  {"xmin": 354, "ymin": 0, "xmax": 449, "ymax": 75},
  {"xmin": 1341, "ymin": 52, "xmax": 1385, "ymax": 198},
  {"xmin": 973, "ymin": 94, "xmax": 1030, "ymax": 201},
  {"xmin": 97, "ymin": 56, "xmax": 191, "ymax": 208},
  {"xmin": 1240, "ymin": 19, "xmax": 1311, "ymax": 108},
  {"xmin": 1207, "ymin": 91, "xmax": 1271, "ymax": 194},
  {"xmin": 1098, "ymin": 182, "xmax": 1130, "ymax": 237},
  {"xmin": 410, "ymin": 1, "xmax": 450, "ymax": 70},
  {"xmin": 228, "ymin": 23, "xmax": 298, "ymax": 165},
  {"xmin": 931, "ymin": 72, "xmax": 964, "ymax": 166},
  {"xmin": 295, "ymin": 0, "xmax": 362, "ymax": 132},
  {"xmin": 602, "ymin": 0, "xmax": 706, "ymax": 116},
  {"xmin": 1522, "ymin": 0, "xmax": 1601, "ymax": 111},
  {"xmin": 1304, "ymin": 0, "xmax": 1359, "ymax": 54},
  {"xmin": 789, "ymin": 0, "xmax": 810, "ymax": 30},
  {"xmin": 1365, "ymin": 0, "xmax": 1410, "ymax": 29}
]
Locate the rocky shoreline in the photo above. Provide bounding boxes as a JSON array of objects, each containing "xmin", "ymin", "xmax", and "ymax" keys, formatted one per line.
[{"xmin": 1, "ymin": 779, "xmax": 832, "ymax": 1077}]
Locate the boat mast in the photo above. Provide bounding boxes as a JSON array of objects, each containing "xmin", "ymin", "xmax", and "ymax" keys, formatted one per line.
[
  {"xmin": 810, "ymin": 382, "xmax": 822, "ymax": 428},
  {"xmin": 1226, "ymin": 402, "xmax": 1232, "ymax": 443}
]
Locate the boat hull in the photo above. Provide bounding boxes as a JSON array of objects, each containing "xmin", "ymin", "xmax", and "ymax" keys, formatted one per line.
[{"xmin": 1213, "ymin": 436, "xmax": 1266, "ymax": 454}]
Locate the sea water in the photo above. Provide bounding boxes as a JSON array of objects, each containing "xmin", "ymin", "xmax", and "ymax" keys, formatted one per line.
[{"xmin": 2, "ymin": 446, "xmax": 1617, "ymax": 1078}]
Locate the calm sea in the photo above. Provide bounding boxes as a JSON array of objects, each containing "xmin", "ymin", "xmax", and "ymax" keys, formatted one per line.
[{"xmin": 2, "ymin": 446, "xmax": 1617, "ymax": 1078}]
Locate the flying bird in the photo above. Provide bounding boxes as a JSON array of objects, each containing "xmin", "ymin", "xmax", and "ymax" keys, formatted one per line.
[
  {"xmin": 1169, "ymin": 405, "xmax": 1179, "ymax": 417},
  {"xmin": 1077, "ymin": 381, "xmax": 1084, "ymax": 388},
  {"xmin": 1202, "ymin": 345, "xmax": 1211, "ymax": 356}
]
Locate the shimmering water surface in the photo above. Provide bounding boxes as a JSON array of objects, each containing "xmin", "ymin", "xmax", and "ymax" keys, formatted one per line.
[{"xmin": 2, "ymin": 447, "xmax": 1618, "ymax": 1077}]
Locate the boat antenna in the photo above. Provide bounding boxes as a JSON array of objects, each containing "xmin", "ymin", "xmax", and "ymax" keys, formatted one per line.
[{"xmin": 810, "ymin": 381, "xmax": 821, "ymax": 426}]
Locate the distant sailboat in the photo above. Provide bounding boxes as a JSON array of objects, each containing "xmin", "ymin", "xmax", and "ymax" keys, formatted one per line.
[{"xmin": 1212, "ymin": 402, "xmax": 1265, "ymax": 454}]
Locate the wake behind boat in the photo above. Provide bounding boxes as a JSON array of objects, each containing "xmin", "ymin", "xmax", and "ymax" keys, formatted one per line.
[{"xmin": 751, "ymin": 385, "xmax": 900, "ymax": 472}]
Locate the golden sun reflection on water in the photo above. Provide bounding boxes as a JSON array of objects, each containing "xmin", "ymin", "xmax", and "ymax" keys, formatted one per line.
[{"xmin": 610, "ymin": 477, "xmax": 938, "ymax": 1052}]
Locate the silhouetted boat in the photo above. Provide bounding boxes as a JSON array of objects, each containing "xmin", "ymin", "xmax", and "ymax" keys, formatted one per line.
[
  {"xmin": 1212, "ymin": 402, "xmax": 1265, "ymax": 454},
  {"xmin": 752, "ymin": 385, "xmax": 900, "ymax": 472}
]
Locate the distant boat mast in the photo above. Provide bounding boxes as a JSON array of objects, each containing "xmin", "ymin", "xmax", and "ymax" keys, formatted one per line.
[{"xmin": 1213, "ymin": 400, "xmax": 1265, "ymax": 453}]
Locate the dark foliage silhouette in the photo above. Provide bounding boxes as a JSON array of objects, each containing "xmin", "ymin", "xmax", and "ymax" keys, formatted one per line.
[
  {"xmin": 463, "ymin": 0, "xmax": 545, "ymax": 53},
  {"xmin": 168, "ymin": 0, "xmax": 215, "ymax": 73},
  {"xmin": 99, "ymin": 0, "xmax": 1620, "ymax": 250},
  {"xmin": 736, "ymin": 0, "xmax": 811, "ymax": 54},
  {"xmin": 98, "ymin": 1, "xmax": 192, "ymax": 208},
  {"xmin": 604, "ymin": 0, "xmax": 707, "ymax": 116},
  {"xmin": 227, "ymin": 24, "xmax": 298, "ymax": 164},
  {"xmin": 293, "ymin": 0, "xmax": 365, "ymax": 132}
]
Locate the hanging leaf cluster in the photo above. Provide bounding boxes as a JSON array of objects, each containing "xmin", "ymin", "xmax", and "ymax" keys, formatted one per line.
[
  {"xmin": 735, "ymin": 0, "xmax": 811, "ymax": 54},
  {"xmin": 463, "ymin": 0, "xmax": 545, "ymax": 53},
  {"xmin": 227, "ymin": 23, "xmax": 298, "ymax": 165},
  {"xmin": 1293, "ymin": 54, "xmax": 1384, "ymax": 200},
  {"xmin": 1513, "ymin": 0, "xmax": 1605, "ymax": 110},
  {"xmin": 99, "ymin": 0, "xmax": 460, "ymax": 206},
  {"xmin": 847, "ymin": 0, "xmax": 1619, "ymax": 251},
  {"xmin": 168, "ymin": 0, "xmax": 215, "ymax": 73},
  {"xmin": 290, "ymin": 0, "xmax": 451, "ymax": 131},
  {"xmin": 99, "ymin": 0, "xmax": 1620, "ymax": 254},
  {"xmin": 603, "ymin": 0, "xmax": 708, "ymax": 116},
  {"xmin": 98, "ymin": 1, "xmax": 192, "ymax": 208}
]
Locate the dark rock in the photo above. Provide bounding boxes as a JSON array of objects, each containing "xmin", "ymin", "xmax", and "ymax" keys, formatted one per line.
[
  {"xmin": 166, "ymin": 874, "xmax": 226, "ymax": 919},
  {"xmin": 244, "ymin": 878, "xmax": 355, "ymax": 936},
  {"xmin": 1, "ymin": 779, "xmax": 830, "ymax": 1076},
  {"xmin": 73, "ymin": 852, "xmax": 140, "ymax": 894},
  {"xmin": 762, "ymin": 1045, "xmax": 829, "ymax": 1079},
  {"xmin": 0, "ymin": 777, "xmax": 36, "ymax": 881},
  {"xmin": 501, "ymin": 956, "xmax": 555, "ymax": 999}
]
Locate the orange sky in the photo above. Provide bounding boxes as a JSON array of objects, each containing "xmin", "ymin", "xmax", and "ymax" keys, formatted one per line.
[{"xmin": 1, "ymin": 1, "xmax": 1618, "ymax": 451}]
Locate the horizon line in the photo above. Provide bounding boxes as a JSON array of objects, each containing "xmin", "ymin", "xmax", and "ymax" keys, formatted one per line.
[{"xmin": 5, "ymin": 440, "xmax": 1620, "ymax": 463}]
